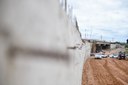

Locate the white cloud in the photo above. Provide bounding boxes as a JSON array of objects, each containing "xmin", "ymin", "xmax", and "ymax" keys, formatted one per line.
[{"xmin": 70, "ymin": 0, "xmax": 128, "ymax": 42}]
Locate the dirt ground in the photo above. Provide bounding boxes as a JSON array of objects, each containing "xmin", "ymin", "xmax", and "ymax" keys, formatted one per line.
[{"xmin": 82, "ymin": 49, "xmax": 128, "ymax": 85}]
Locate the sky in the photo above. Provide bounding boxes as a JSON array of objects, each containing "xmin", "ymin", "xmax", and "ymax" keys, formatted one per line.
[{"xmin": 68, "ymin": 0, "xmax": 128, "ymax": 42}]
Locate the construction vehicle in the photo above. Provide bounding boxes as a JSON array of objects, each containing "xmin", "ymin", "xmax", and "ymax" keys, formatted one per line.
[{"xmin": 118, "ymin": 52, "xmax": 126, "ymax": 60}]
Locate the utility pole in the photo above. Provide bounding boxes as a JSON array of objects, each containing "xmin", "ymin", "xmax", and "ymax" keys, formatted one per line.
[
  {"xmin": 85, "ymin": 29, "xmax": 87, "ymax": 39},
  {"xmin": 100, "ymin": 35, "xmax": 102, "ymax": 41},
  {"xmin": 65, "ymin": 0, "xmax": 67, "ymax": 12},
  {"xmin": 111, "ymin": 38, "xmax": 114, "ymax": 42},
  {"xmin": 90, "ymin": 28, "xmax": 93, "ymax": 39}
]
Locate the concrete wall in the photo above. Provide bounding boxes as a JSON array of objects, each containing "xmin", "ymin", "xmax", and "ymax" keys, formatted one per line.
[
  {"xmin": 0, "ymin": 0, "xmax": 90, "ymax": 85},
  {"xmin": 91, "ymin": 42, "xmax": 96, "ymax": 53},
  {"xmin": 110, "ymin": 44, "xmax": 117, "ymax": 49},
  {"xmin": 85, "ymin": 42, "xmax": 92, "ymax": 57}
]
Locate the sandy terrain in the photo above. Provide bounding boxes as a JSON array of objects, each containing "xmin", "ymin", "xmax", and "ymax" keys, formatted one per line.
[{"xmin": 82, "ymin": 49, "xmax": 128, "ymax": 85}]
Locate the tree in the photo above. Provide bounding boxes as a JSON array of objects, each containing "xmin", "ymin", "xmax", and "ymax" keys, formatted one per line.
[{"xmin": 125, "ymin": 44, "xmax": 128, "ymax": 48}]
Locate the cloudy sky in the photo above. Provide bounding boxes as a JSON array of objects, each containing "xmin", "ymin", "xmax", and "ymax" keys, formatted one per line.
[{"xmin": 68, "ymin": 0, "xmax": 128, "ymax": 42}]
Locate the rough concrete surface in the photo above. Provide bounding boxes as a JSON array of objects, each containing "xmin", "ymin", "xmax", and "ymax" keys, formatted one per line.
[{"xmin": 0, "ymin": 0, "xmax": 90, "ymax": 85}]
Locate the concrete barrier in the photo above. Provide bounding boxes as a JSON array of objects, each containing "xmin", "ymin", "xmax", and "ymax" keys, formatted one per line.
[{"xmin": 0, "ymin": 0, "xmax": 90, "ymax": 85}]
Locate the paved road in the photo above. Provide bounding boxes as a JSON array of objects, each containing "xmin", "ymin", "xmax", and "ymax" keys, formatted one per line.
[{"xmin": 82, "ymin": 48, "xmax": 128, "ymax": 85}]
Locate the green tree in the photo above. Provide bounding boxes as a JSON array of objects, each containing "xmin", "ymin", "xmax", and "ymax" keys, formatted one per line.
[{"xmin": 125, "ymin": 44, "xmax": 128, "ymax": 48}]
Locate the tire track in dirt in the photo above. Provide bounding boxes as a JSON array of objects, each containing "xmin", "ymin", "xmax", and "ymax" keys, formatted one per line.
[
  {"xmin": 103, "ymin": 59, "xmax": 124, "ymax": 85},
  {"xmin": 120, "ymin": 60, "xmax": 128, "ymax": 68},
  {"xmin": 82, "ymin": 48, "xmax": 128, "ymax": 85},
  {"xmin": 89, "ymin": 59, "xmax": 122, "ymax": 85},
  {"xmin": 82, "ymin": 59, "xmax": 95, "ymax": 85},
  {"xmin": 104, "ymin": 59, "xmax": 128, "ymax": 84},
  {"xmin": 113, "ymin": 59, "xmax": 128, "ymax": 75},
  {"xmin": 82, "ymin": 58, "xmax": 128, "ymax": 85}
]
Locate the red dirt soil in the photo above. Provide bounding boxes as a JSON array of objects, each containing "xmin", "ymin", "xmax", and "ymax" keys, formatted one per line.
[{"xmin": 82, "ymin": 49, "xmax": 128, "ymax": 85}]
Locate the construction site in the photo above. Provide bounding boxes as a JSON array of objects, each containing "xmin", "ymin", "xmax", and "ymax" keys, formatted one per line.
[
  {"xmin": 0, "ymin": 0, "xmax": 128, "ymax": 85},
  {"xmin": 82, "ymin": 48, "xmax": 128, "ymax": 85}
]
